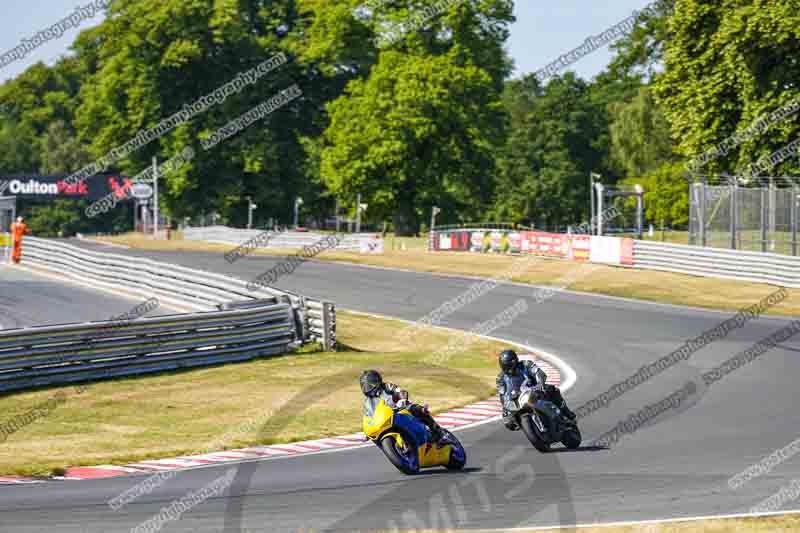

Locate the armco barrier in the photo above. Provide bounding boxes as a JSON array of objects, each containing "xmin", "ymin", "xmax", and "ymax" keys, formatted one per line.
[
  {"xmin": 430, "ymin": 228, "xmax": 798, "ymax": 288},
  {"xmin": 0, "ymin": 303, "xmax": 295, "ymax": 393},
  {"xmin": 20, "ymin": 237, "xmax": 336, "ymax": 349},
  {"xmin": 183, "ymin": 226, "xmax": 383, "ymax": 253},
  {"xmin": 632, "ymin": 240, "xmax": 800, "ymax": 288}
]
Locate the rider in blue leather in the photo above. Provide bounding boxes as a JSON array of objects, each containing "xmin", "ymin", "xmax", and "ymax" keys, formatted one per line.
[{"xmin": 496, "ymin": 349, "xmax": 575, "ymax": 430}]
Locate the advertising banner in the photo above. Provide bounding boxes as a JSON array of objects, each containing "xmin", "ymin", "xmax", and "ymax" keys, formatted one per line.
[
  {"xmin": 490, "ymin": 231, "xmax": 503, "ymax": 252},
  {"xmin": 521, "ymin": 231, "xmax": 570, "ymax": 258},
  {"xmin": 360, "ymin": 236, "xmax": 384, "ymax": 254},
  {"xmin": 0, "ymin": 174, "xmax": 133, "ymax": 201},
  {"xmin": 470, "ymin": 231, "xmax": 484, "ymax": 252},
  {"xmin": 433, "ymin": 228, "xmax": 637, "ymax": 266},
  {"xmin": 439, "ymin": 233, "xmax": 453, "ymax": 250},
  {"xmin": 590, "ymin": 236, "xmax": 623, "ymax": 265},
  {"xmin": 450, "ymin": 231, "xmax": 472, "ymax": 252},
  {"xmin": 621, "ymin": 237, "xmax": 634, "ymax": 266},
  {"xmin": 569, "ymin": 235, "xmax": 591, "ymax": 261}
]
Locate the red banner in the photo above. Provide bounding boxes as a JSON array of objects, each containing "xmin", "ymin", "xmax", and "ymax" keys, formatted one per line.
[
  {"xmin": 621, "ymin": 237, "xmax": 634, "ymax": 266},
  {"xmin": 521, "ymin": 231, "xmax": 570, "ymax": 258}
]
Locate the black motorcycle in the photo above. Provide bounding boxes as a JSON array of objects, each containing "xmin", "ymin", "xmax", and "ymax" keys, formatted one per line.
[{"xmin": 506, "ymin": 382, "xmax": 581, "ymax": 452}]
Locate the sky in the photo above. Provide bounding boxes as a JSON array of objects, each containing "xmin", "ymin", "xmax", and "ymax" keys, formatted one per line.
[{"xmin": 0, "ymin": 0, "xmax": 653, "ymax": 84}]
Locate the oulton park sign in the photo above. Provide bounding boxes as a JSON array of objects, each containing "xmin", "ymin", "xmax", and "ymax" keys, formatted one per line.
[{"xmin": 0, "ymin": 175, "xmax": 129, "ymax": 201}]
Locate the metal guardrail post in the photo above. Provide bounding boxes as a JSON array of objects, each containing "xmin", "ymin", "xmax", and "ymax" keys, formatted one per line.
[
  {"xmin": 730, "ymin": 183, "xmax": 738, "ymax": 250},
  {"xmin": 321, "ymin": 302, "xmax": 337, "ymax": 351},
  {"xmin": 698, "ymin": 182, "xmax": 707, "ymax": 247},
  {"xmin": 793, "ymin": 185, "xmax": 799, "ymax": 257},
  {"xmin": 761, "ymin": 187, "xmax": 768, "ymax": 253}
]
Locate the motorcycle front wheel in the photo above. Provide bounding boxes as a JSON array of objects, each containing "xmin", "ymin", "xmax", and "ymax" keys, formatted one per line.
[
  {"xmin": 380, "ymin": 432, "xmax": 420, "ymax": 475},
  {"xmin": 519, "ymin": 415, "xmax": 550, "ymax": 453}
]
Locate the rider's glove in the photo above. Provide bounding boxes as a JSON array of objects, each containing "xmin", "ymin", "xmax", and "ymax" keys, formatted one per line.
[{"xmin": 396, "ymin": 399, "xmax": 410, "ymax": 409}]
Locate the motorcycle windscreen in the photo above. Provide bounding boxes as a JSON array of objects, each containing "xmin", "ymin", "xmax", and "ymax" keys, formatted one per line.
[{"xmin": 363, "ymin": 399, "xmax": 394, "ymax": 438}]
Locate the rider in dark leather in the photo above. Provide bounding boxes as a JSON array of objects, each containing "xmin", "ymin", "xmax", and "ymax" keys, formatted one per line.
[{"xmin": 496, "ymin": 349, "xmax": 575, "ymax": 430}]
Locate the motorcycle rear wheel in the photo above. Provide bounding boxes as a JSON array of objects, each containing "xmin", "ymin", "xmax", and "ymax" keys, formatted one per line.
[
  {"xmin": 519, "ymin": 415, "xmax": 550, "ymax": 452},
  {"xmin": 380, "ymin": 432, "xmax": 420, "ymax": 475},
  {"xmin": 442, "ymin": 430, "xmax": 467, "ymax": 470}
]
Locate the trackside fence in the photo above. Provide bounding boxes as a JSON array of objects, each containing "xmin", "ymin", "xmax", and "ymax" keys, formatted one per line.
[
  {"xmin": 632, "ymin": 240, "xmax": 800, "ymax": 288},
  {"xmin": 0, "ymin": 304, "xmax": 296, "ymax": 393},
  {"xmin": 0, "ymin": 238, "xmax": 337, "ymax": 391},
  {"xmin": 429, "ymin": 228, "xmax": 800, "ymax": 289},
  {"xmin": 182, "ymin": 226, "xmax": 383, "ymax": 253}
]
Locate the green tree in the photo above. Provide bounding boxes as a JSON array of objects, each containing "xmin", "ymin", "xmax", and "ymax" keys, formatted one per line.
[
  {"xmin": 492, "ymin": 73, "xmax": 638, "ymax": 228},
  {"xmin": 610, "ymin": 86, "xmax": 674, "ymax": 178},
  {"xmin": 654, "ymin": 0, "xmax": 800, "ymax": 176},
  {"xmin": 624, "ymin": 160, "xmax": 688, "ymax": 228},
  {"xmin": 608, "ymin": 0, "xmax": 676, "ymax": 80},
  {"xmin": 322, "ymin": 51, "xmax": 503, "ymax": 235},
  {"xmin": 319, "ymin": 0, "xmax": 514, "ymax": 234}
]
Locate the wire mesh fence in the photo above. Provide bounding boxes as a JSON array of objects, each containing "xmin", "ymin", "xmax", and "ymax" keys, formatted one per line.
[{"xmin": 689, "ymin": 175, "xmax": 800, "ymax": 256}]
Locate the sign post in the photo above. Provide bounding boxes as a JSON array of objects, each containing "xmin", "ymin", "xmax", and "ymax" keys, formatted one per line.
[
  {"xmin": 152, "ymin": 157, "xmax": 159, "ymax": 238},
  {"xmin": 0, "ymin": 195, "xmax": 15, "ymax": 264}
]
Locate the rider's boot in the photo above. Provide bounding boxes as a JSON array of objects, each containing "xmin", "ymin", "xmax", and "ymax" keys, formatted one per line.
[{"xmin": 422, "ymin": 415, "xmax": 446, "ymax": 445}]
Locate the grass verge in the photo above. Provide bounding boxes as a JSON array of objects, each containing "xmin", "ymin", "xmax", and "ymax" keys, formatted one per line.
[
  {"xmin": 0, "ymin": 311, "xmax": 504, "ymax": 477},
  {"xmin": 96, "ymin": 234, "xmax": 800, "ymax": 318},
  {"xmin": 373, "ymin": 514, "xmax": 800, "ymax": 532}
]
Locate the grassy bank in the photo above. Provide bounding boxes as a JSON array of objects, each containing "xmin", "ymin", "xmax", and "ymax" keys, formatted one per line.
[
  {"xmin": 374, "ymin": 514, "xmax": 800, "ymax": 532},
  {"xmin": 0, "ymin": 311, "xmax": 505, "ymax": 476},
  {"xmin": 96, "ymin": 234, "xmax": 800, "ymax": 318}
]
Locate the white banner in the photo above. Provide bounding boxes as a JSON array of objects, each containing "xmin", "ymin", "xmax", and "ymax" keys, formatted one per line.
[
  {"xmin": 589, "ymin": 236, "xmax": 623, "ymax": 265},
  {"xmin": 360, "ymin": 237, "xmax": 384, "ymax": 254}
]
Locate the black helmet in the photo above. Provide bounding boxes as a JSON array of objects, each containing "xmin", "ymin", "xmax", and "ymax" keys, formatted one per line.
[
  {"xmin": 499, "ymin": 349, "xmax": 519, "ymax": 374},
  {"xmin": 360, "ymin": 370, "xmax": 383, "ymax": 397}
]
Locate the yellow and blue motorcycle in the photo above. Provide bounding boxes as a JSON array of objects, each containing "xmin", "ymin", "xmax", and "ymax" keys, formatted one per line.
[{"xmin": 363, "ymin": 399, "xmax": 466, "ymax": 475}]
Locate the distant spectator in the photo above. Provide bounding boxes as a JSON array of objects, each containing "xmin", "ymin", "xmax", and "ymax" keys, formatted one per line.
[{"xmin": 10, "ymin": 216, "xmax": 30, "ymax": 264}]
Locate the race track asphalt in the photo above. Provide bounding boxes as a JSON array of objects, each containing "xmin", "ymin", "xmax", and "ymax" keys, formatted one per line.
[
  {"xmin": 0, "ymin": 263, "xmax": 165, "ymax": 329},
  {"xmin": 0, "ymin": 242, "xmax": 798, "ymax": 532}
]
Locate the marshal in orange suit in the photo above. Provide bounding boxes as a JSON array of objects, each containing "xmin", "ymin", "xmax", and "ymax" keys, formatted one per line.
[{"xmin": 10, "ymin": 217, "xmax": 30, "ymax": 264}]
